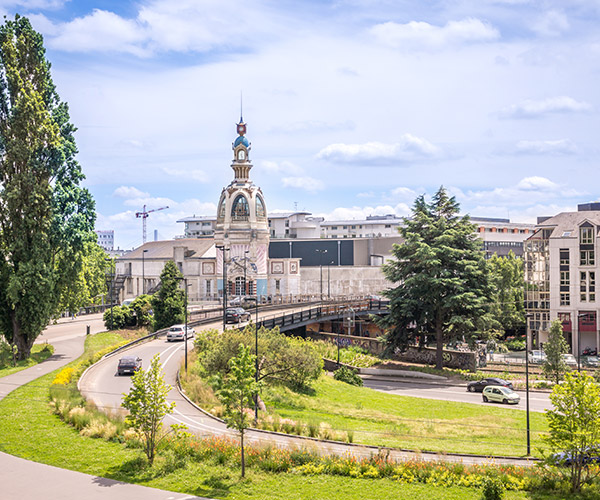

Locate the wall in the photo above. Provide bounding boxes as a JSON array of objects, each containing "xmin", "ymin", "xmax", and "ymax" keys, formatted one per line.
[{"xmin": 298, "ymin": 266, "xmax": 389, "ymax": 296}]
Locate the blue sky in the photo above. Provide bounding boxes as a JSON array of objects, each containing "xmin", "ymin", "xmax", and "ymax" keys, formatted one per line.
[{"xmin": 1, "ymin": 0, "xmax": 598, "ymax": 249}]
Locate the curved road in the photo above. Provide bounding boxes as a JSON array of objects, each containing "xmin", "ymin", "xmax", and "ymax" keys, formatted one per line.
[{"xmin": 80, "ymin": 314, "xmax": 538, "ymax": 467}]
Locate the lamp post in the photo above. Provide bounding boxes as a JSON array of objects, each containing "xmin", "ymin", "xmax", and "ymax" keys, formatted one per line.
[
  {"xmin": 577, "ymin": 312, "xmax": 587, "ymax": 372},
  {"xmin": 176, "ymin": 277, "xmax": 190, "ymax": 374},
  {"xmin": 255, "ymin": 285, "xmax": 259, "ymax": 421},
  {"xmin": 105, "ymin": 258, "xmax": 114, "ymax": 330},
  {"xmin": 315, "ymin": 249, "xmax": 327, "ymax": 302},
  {"xmin": 142, "ymin": 249, "xmax": 148, "ymax": 294},
  {"xmin": 216, "ymin": 245, "xmax": 228, "ymax": 330},
  {"xmin": 525, "ymin": 312, "xmax": 534, "ymax": 456},
  {"xmin": 328, "ymin": 260, "xmax": 334, "ymax": 300},
  {"xmin": 244, "ymin": 250, "xmax": 249, "ymax": 297}
]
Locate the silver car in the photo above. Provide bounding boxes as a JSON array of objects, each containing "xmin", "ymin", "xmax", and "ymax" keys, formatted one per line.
[
  {"xmin": 482, "ymin": 385, "xmax": 520, "ymax": 405},
  {"xmin": 166, "ymin": 324, "xmax": 195, "ymax": 342}
]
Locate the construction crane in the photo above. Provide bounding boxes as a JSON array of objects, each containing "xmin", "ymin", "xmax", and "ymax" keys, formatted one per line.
[{"xmin": 136, "ymin": 205, "xmax": 168, "ymax": 244}]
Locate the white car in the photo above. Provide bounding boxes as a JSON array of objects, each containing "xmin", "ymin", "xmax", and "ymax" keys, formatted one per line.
[
  {"xmin": 562, "ymin": 353, "xmax": 578, "ymax": 366},
  {"xmin": 166, "ymin": 324, "xmax": 195, "ymax": 342},
  {"xmin": 482, "ymin": 385, "xmax": 520, "ymax": 405},
  {"xmin": 528, "ymin": 350, "xmax": 546, "ymax": 364}
]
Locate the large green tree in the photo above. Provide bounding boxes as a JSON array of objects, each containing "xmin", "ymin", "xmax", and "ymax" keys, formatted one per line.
[
  {"xmin": 543, "ymin": 319, "xmax": 569, "ymax": 384},
  {"xmin": 151, "ymin": 260, "xmax": 185, "ymax": 330},
  {"xmin": 380, "ymin": 187, "xmax": 491, "ymax": 369},
  {"xmin": 486, "ymin": 251, "xmax": 525, "ymax": 335},
  {"xmin": 0, "ymin": 16, "xmax": 95, "ymax": 359}
]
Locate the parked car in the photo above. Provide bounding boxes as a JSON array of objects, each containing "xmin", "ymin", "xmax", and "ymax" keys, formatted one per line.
[
  {"xmin": 166, "ymin": 324, "xmax": 195, "ymax": 342},
  {"xmin": 230, "ymin": 296, "xmax": 258, "ymax": 307},
  {"xmin": 117, "ymin": 355, "xmax": 142, "ymax": 376},
  {"xmin": 563, "ymin": 353, "xmax": 578, "ymax": 367},
  {"xmin": 482, "ymin": 385, "xmax": 520, "ymax": 405},
  {"xmin": 121, "ymin": 298, "xmax": 135, "ymax": 307},
  {"xmin": 528, "ymin": 350, "xmax": 546, "ymax": 364},
  {"xmin": 582, "ymin": 356, "xmax": 600, "ymax": 368},
  {"xmin": 225, "ymin": 307, "xmax": 251, "ymax": 323},
  {"xmin": 467, "ymin": 377, "xmax": 513, "ymax": 393}
]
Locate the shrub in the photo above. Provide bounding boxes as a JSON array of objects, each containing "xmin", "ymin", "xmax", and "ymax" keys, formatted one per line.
[
  {"xmin": 481, "ymin": 476, "xmax": 505, "ymax": 500},
  {"xmin": 333, "ymin": 366, "xmax": 363, "ymax": 386},
  {"xmin": 103, "ymin": 305, "xmax": 135, "ymax": 330}
]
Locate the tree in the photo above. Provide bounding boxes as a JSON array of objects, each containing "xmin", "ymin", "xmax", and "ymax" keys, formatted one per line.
[
  {"xmin": 379, "ymin": 187, "xmax": 492, "ymax": 369},
  {"xmin": 543, "ymin": 319, "xmax": 569, "ymax": 384},
  {"xmin": 131, "ymin": 294, "xmax": 153, "ymax": 327},
  {"xmin": 57, "ymin": 241, "xmax": 111, "ymax": 316},
  {"xmin": 486, "ymin": 251, "xmax": 525, "ymax": 335},
  {"xmin": 151, "ymin": 261, "xmax": 184, "ymax": 330},
  {"xmin": 122, "ymin": 354, "xmax": 175, "ymax": 465},
  {"xmin": 544, "ymin": 372, "xmax": 600, "ymax": 492},
  {"xmin": 214, "ymin": 344, "xmax": 259, "ymax": 478},
  {"xmin": 0, "ymin": 16, "xmax": 95, "ymax": 359}
]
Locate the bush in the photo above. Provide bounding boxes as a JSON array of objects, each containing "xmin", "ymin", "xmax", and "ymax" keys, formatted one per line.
[
  {"xmin": 481, "ymin": 476, "xmax": 505, "ymax": 500},
  {"xmin": 333, "ymin": 366, "xmax": 363, "ymax": 386},
  {"xmin": 103, "ymin": 305, "xmax": 135, "ymax": 330},
  {"xmin": 131, "ymin": 294, "xmax": 153, "ymax": 327}
]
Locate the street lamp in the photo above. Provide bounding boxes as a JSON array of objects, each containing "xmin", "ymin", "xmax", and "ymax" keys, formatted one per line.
[
  {"xmin": 327, "ymin": 260, "xmax": 334, "ymax": 300},
  {"xmin": 105, "ymin": 258, "xmax": 114, "ymax": 330},
  {"xmin": 525, "ymin": 312, "xmax": 534, "ymax": 456},
  {"xmin": 142, "ymin": 249, "xmax": 148, "ymax": 295},
  {"xmin": 215, "ymin": 245, "xmax": 228, "ymax": 330},
  {"xmin": 315, "ymin": 249, "xmax": 327, "ymax": 302},
  {"xmin": 176, "ymin": 277, "xmax": 190, "ymax": 374},
  {"xmin": 244, "ymin": 250, "xmax": 249, "ymax": 297},
  {"xmin": 255, "ymin": 278, "xmax": 259, "ymax": 422},
  {"xmin": 577, "ymin": 312, "xmax": 587, "ymax": 372}
]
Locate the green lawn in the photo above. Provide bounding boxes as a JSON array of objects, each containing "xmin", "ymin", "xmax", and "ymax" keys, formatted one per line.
[
  {"xmin": 262, "ymin": 374, "xmax": 548, "ymax": 457},
  {"xmin": 0, "ymin": 343, "xmax": 55, "ymax": 378}
]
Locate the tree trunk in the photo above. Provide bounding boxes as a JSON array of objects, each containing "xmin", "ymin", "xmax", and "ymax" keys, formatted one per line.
[
  {"xmin": 240, "ymin": 430, "xmax": 245, "ymax": 478},
  {"xmin": 435, "ymin": 318, "xmax": 444, "ymax": 370},
  {"xmin": 11, "ymin": 312, "xmax": 32, "ymax": 361}
]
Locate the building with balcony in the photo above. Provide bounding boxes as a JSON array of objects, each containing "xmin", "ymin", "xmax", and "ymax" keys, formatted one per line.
[{"xmin": 524, "ymin": 203, "xmax": 600, "ymax": 355}]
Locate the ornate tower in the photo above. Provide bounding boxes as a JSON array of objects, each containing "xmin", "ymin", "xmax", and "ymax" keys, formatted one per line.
[{"xmin": 214, "ymin": 118, "xmax": 270, "ymax": 298}]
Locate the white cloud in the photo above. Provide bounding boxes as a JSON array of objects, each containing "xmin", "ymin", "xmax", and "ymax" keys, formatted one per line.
[
  {"xmin": 516, "ymin": 176, "xmax": 559, "ymax": 190},
  {"xmin": 273, "ymin": 120, "xmax": 355, "ymax": 134},
  {"xmin": 281, "ymin": 176, "xmax": 324, "ymax": 193},
  {"xmin": 113, "ymin": 186, "xmax": 150, "ymax": 199},
  {"xmin": 357, "ymin": 191, "xmax": 375, "ymax": 198},
  {"xmin": 317, "ymin": 135, "xmax": 440, "ymax": 165},
  {"xmin": 318, "ymin": 203, "xmax": 410, "ymax": 222},
  {"xmin": 260, "ymin": 160, "xmax": 304, "ymax": 175},
  {"xmin": 162, "ymin": 167, "xmax": 208, "ymax": 183},
  {"xmin": 500, "ymin": 96, "xmax": 591, "ymax": 118},
  {"xmin": 370, "ymin": 18, "xmax": 499, "ymax": 50},
  {"xmin": 532, "ymin": 10, "xmax": 570, "ymax": 37},
  {"xmin": 390, "ymin": 186, "xmax": 418, "ymax": 201},
  {"xmin": 515, "ymin": 139, "xmax": 577, "ymax": 155}
]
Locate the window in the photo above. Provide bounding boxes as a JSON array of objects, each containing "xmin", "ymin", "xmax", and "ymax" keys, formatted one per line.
[
  {"xmin": 256, "ymin": 196, "xmax": 266, "ymax": 218},
  {"xmin": 581, "ymin": 250, "xmax": 595, "ymax": 266},
  {"xmin": 237, "ymin": 150, "xmax": 245, "ymax": 160},
  {"xmin": 560, "ymin": 249, "xmax": 569, "ymax": 265},
  {"xmin": 217, "ymin": 197, "xmax": 226, "ymax": 221},
  {"xmin": 343, "ymin": 226, "xmax": 347, "ymax": 229},
  {"xmin": 590, "ymin": 272, "xmax": 596, "ymax": 303},
  {"xmin": 581, "ymin": 272, "xmax": 587, "ymax": 302},
  {"xmin": 275, "ymin": 279, "xmax": 280, "ymax": 293},
  {"xmin": 331, "ymin": 226, "xmax": 337, "ymax": 230},
  {"xmin": 235, "ymin": 277, "xmax": 246, "ymax": 296},
  {"xmin": 560, "ymin": 292, "xmax": 570, "ymax": 306},
  {"xmin": 231, "ymin": 195, "xmax": 249, "ymax": 220},
  {"xmin": 205, "ymin": 280, "xmax": 211, "ymax": 296},
  {"xmin": 580, "ymin": 226, "xmax": 594, "ymax": 244},
  {"xmin": 560, "ymin": 271, "xmax": 570, "ymax": 286}
]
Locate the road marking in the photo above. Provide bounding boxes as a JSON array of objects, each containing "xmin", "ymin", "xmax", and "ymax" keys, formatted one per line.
[{"xmin": 160, "ymin": 343, "xmax": 183, "ymax": 367}]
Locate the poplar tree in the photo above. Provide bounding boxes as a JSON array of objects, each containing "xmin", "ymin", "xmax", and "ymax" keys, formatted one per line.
[
  {"xmin": 151, "ymin": 260, "xmax": 185, "ymax": 330},
  {"xmin": 380, "ymin": 187, "xmax": 491, "ymax": 369},
  {"xmin": 0, "ymin": 16, "xmax": 95, "ymax": 359}
]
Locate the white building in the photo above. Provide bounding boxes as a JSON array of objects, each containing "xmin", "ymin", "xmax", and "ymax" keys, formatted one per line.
[{"xmin": 95, "ymin": 230, "xmax": 114, "ymax": 251}]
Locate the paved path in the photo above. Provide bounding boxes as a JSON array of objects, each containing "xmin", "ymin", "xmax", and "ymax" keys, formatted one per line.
[{"xmin": 0, "ymin": 315, "xmax": 211, "ymax": 500}]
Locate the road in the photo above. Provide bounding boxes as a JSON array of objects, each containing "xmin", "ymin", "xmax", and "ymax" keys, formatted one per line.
[
  {"xmin": 80, "ymin": 312, "xmax": 538, "ymax": 466},
  {"xmin": 362, "ymin": 377, "xmax": 552, "ymax": 413}
]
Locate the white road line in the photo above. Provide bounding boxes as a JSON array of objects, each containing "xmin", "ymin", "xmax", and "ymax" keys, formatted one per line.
[{"xmin": 159, "ymin": 343, "xmax": 183, "ymax": 367}]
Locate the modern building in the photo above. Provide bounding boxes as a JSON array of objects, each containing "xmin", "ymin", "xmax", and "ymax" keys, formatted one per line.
[
  {"xmin": 95, "ymin": 230, "xmax": 114, "ymax": 252},
  {"xmin": 176, "ymin": 216, "xmax": 216, "ymax": 238},
  {"xmin": 524, "ymin": 203, "xmax": 600, "ymax": 354},
  {"xmin": 472, "ymin": 217, "xmax": 535, "ymax": 259}
]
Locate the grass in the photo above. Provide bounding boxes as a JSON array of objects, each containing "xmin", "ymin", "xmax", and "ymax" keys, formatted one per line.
[
  {"xmin": 0, "ymin": 330, "xmax": 574, "ymax": 500},
  {"xmin": 260, "ymin": 374, "xmax": 548, "ymax": 457},
  {"xmin": 0, "ymin": 343, "xmax": 55, "ymax": 378}
]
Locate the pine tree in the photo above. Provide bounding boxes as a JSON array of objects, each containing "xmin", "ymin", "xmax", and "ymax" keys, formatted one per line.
[
  {"xmin": 0, "ymin": 16, "xmax": 95, "ymax": 359},
  {"xmin": 380, "ymin": 186, "xmax": 491, "ymax": 369},
  {"xmin": 151, "ymin": 260, "xmax": 185, "ymax": 330}
]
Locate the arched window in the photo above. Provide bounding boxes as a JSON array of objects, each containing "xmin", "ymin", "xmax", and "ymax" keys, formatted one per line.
[
  {"xmin": 256, "ymin": 195, "xmax": 266, "ymax": 219},
  {"xmin": 231, "ymin": 195, "xmax": 249, "ymax": 220},
  {"xmin": 217, "ymin": 196, "xmax": 226, "ymax": 221},
  {"xmin": 237, "ymin": 149, "xmax": 246, "ymax": 160},
  {"xmin": 235, "ymin": 276, "xmax": 246, "ymax": 296}
]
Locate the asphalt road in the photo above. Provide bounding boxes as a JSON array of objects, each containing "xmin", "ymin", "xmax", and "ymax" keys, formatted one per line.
[{"xmin": 362, "ymin": 377, "xmax": 552, "ymax": 413}]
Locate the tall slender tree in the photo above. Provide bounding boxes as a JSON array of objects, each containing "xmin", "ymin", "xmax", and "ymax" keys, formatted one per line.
[
  {"xmin": 380, "ymin": 187, "xmax": 491, "ymax": 369},
  {"xmin": 487, "ymin": 251, "xmax": 525, "ymax": 335},
  {"xmin": 0, "ymin": 16, "xmax": 95, "ymax": 359},
  {"xmin": 151, "ymin": 260, "xmax": 185, "ymax": 330}
]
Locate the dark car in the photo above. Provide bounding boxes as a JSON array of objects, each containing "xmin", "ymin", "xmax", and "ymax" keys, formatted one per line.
[
  {"xmin": 551, "ymin": 448, "xmax": 600, "ymax": 467},
  {"xmin": 117, "ymin": 355, "xmax": 142, "ymax": 376},
  {"xmin": 225, "ymin": 307, "xmax": 251, "ymax": 323},
  {"xmin": 467, "ymin": 377, "xmax": 513, "ymax": 393}
]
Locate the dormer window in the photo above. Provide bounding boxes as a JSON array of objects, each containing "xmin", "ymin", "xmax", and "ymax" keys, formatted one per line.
[{"xmin": 580, "ymin": 226, "xmax": 594, "ymax": 245}]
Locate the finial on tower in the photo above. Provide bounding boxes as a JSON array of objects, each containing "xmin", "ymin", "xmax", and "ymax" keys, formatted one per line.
[{"xmin": 240, "ymin": 90, "xmax": 243, "ymax": 123}]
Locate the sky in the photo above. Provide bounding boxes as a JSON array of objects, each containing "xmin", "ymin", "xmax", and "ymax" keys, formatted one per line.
[{"xmin": 0, "ymin": 0, "xmax": 598, "ymax": 249}]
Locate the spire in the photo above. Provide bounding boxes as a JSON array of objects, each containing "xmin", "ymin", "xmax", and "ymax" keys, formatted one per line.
[
  {"xmin": 232, "ymin": 116, "xmax": 251, "ymax": 180},
  {"xmin": 240, "ymin": 90, "xmax": 243, "ymax": 123}
]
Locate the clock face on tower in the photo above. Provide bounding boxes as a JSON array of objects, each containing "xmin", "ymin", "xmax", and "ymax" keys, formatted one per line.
[{"xmin": 237, "ymin": 123, "xmax": 246, "ymax": 135}]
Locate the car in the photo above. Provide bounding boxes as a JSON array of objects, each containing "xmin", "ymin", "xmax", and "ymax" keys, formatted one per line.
[
  {"xmin": 551, "ymin": 448, "xmax": 600, "ymax": 467},
  {"xmin": 528, "ymin": 350, "xmax": 546, "ymax": 364},
  {"xmin": 229, "ymin": 296, "xmax": 243, "ymax": 306},
  {"xmin": 482, "ymin": 385, "xmax": 520, "ymax": 405},
  {"xmin": 166, "ymin": 324, "xmax": 195, "ymax": 342},
  {"xmin": 121, "ymin": 298, "xmax": 135, "ymax": 307},
  {"xmin": 582, "ymin": 355, "xmax": 600, "ymax": 368},
  {"xmin": 117, "ymin": 355, "xmax": 142, "ymax": 375},
  {"xmin": 467, "ymin": 377, "xmax": 514, "ymax": 393},
  {"xmin": 225, "ymin": 307, "xmax": 251, "ymax": 323},
  {"xmin": 563, "ymin": 353, "xmax": 578, "ymax": 366}
]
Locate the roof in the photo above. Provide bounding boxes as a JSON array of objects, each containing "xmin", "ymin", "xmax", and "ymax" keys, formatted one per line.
[
  {"xmin": 268, "ymin": 212, "xmax": 312, "ymax": 219},
  {"xmin": 176, "ymin": 215, "xmax": 217, "ymax": 223},
  {"xmin": 530, "ymin": 210, "xmax": 600, "ymax": 238},
  {"xmin": 121, "ymin": 238, "xmax": 215, "ymax": 260}
]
